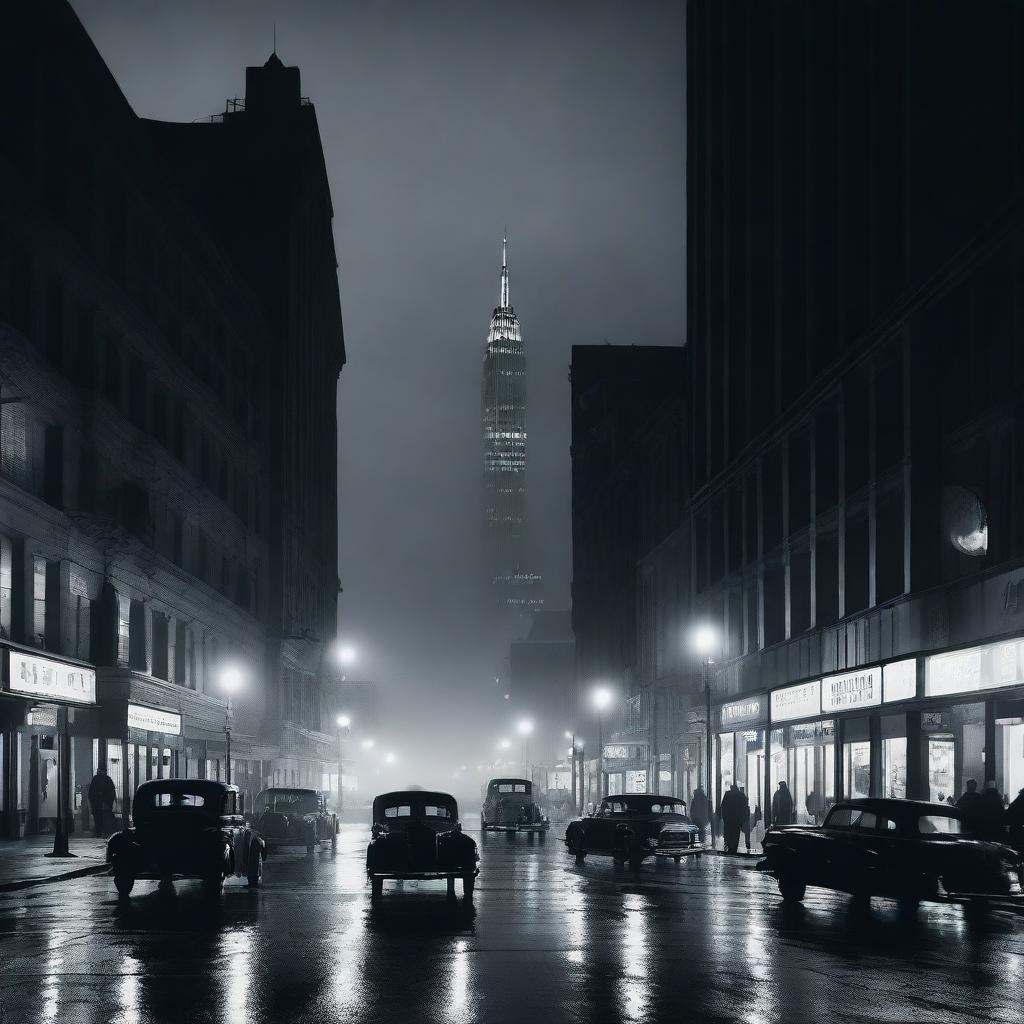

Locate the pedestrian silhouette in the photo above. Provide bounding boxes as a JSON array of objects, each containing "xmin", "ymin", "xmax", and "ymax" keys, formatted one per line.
[
  {"xmin": 977, "ymin": 780, "xmax": 1006, "ymax": 841},
  {"xmin": 88, "ymin": 767, "xmax": 116, "ymax": 837},
  {"xmin": 772, "ymin": 781, "xmax": 794, "ymax": 825},
  {"xmin": 1006, "ymin": 788, "xmax": 1024, "ymax": 853},
  {"xmin": 721, "ymin": 783, "xmax": 749, "ymax": 853},
  {"xmin": 689, "ymin": 785, "xmax": 710, "ymax": 844}
]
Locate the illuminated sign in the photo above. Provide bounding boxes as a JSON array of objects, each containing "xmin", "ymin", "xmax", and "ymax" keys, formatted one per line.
[
  {"xmin": 718, "ymin": 695, "xmax": 767, "ymax": 730},
  {"xmin": 7, "ymin": 650, "xmax": 96, "ymax": 705},
  {"xmin": 883, "ymin": 659, "xmax": 917, "ymax": 703},
  {"xmin": 127, "ymin": 704, "xmax": 182, "ymax": 735},
  {"xmin": 821, "ymin": 667, "xmax": 881, "ymax": 713},
  {"xmin": 925, "ymin": 648, "xmax": 983, "ymax": 697},
  {"xmin": 770, "ymin": 680, "xmax": 821, "ymax": 722}
]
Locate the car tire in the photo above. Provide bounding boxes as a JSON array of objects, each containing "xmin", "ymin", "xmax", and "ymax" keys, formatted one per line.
[
  {"xmin": 204, "ymin": 874, "xmax": 224, "ymax": 897},
  {"xmin": 447, "ymin": 877, "xmax": 457, "ymax": 899},
  {"xmin": 897, "ymin": 895, "xmax": 920, "ymax": 914},
  {"xmin": 247, "ymin": 845, "xmax": 263, "ymax": 888},
  {"xmin": 114, "ymin": 873, "xmax": 134, "ymax": 898},
  {"xmin": 778, "ymin": 876, "xmax": 806, "ymax": 903},
  {"xmin": 673, "ymin": 856, "xmax": 682, "ymax": 863},
  {"xmin": 628, "ymin": 854, "xmax": 644, "ymax": 872},
  {"xmin": 463, "ymin": 874, "xmax": 475, "ymax": 900},
  {"xmin": 306, "ymin": 845, "xmax": 315, "ymax": 856},
  {"xmin": 370, "ymin": 877, "xmax": 383, "ymax": 899},
  {"xmin": 574, "ymin": 850, "xmax": 587, "ymax": 864}
]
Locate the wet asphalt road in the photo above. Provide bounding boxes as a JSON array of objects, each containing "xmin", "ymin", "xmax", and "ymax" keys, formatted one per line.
[{"xmin": 0, "ymin": 818, "xmax": 1021, "ymax": 1024}]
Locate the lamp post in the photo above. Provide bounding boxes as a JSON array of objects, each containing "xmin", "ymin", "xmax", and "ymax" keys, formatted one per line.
[
  {"xmin": 517, "ymin": 719, "xmax": 533, "ymax": 781},
  {"xmin": 219, "ymin": 666, "xmax": 244, "ymax": 786},
  {"xmin": 591, "ymin": 687, "xmax": 613, "ymax": 800},
  {"xmin": 564, "ymin": 730, "xmax": 576, "ymax": 814},
  {"xmin": 336, "ymin": 714, "xmax": 351, "ymax": 813},
  {"xmin": 690, "ymin": 624, "xmax": 719, "ymax": 811}
]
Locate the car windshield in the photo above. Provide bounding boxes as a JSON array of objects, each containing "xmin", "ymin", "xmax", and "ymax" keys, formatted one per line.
[
  {"xmin": 601, "ymin": 798, "xmax": 685, "ymax": 816},
  {"xmin": 150, "ymin": 792, "xmax": 206, "ymax": 808},
  {"xmin": 258, "ymin": 791, "xmax": 319, "ymax": 815},
  {"xmin": 825, "ymin": 806, "xmax": 880, "ymax": 830}
]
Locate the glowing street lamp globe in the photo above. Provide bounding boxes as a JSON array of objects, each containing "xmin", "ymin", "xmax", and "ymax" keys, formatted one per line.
[
  {"xmin": 336, "ymin": 714, "xmax": 351, "ymax": 729},
  {"xmin": 517, "ymin": 719, "xmax": 534, "ymax": 736},
  {"xmin": 591, "ymin": 687, "xmax": 613, "ymax": 712},
  {"xmin": 219, "ymin": 666, "xmax": 244, "ymax": 695},
  {"xmin": 691, "ymin": 624, "xmax": 719, "ymax": 659}
]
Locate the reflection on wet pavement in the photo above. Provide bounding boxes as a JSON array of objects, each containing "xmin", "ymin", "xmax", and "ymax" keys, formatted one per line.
[{"xmin": 0, "ymin": 824, "xmax": 1020, "ymax": 1023}]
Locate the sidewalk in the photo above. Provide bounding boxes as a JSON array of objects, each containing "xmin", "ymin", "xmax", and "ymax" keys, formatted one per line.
[{"xmin": 0, "ymin": 834, "xmax": 110, "ymax": 893}]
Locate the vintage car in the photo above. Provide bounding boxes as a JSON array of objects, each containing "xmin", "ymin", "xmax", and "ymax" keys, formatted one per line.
[
  {"xmin": 481, "ymin": 778, "xmax": 550, "ymax": 834},
  {"xmin": 106, "ymin": 779, "xmax": 266, "ymax": 897},
  {"xmin": 564, "ymin": 794, "xmax": 703, "ymax": 869},
  {"xmin": 365, "ymin": 790, "xmax": 478, "ymax": 899},
  {"xmin": 757, "ymin": 797, "xmax": 1024, "ymax": 907},
  {"xmin": 252, "ymin": 788, "xmax": 338, "ymax": 854}
]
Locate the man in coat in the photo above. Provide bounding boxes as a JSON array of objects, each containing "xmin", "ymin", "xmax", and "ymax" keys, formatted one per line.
[
  {"xmin": 720, "ymin": 783, "xmax": 749, "ymax": 854},
  {"xmin": 689, "ymin": 785, "xmax": 711, "ymax": 845},
  {"xmin": 772, "ymin": 781, "xmax": 794, "ymax": 825},
  {"xmin": 88, "ymin": 768, "xmax": 116, "ymax": 837}
]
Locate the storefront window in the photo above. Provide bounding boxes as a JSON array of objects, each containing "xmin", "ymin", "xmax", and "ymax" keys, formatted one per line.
[
  {"xmin": 995, "ymin": 710, "xmax": 1024, "ymax": 806},
  {"xmin": 772, "ymin": 721, "xmax": 834, "ymax": 824},
  {"xmin": 717, "ymin": 733, "xmax": 734, "ymax": 812},
  {"xmin": 679, "ymin": 740, "xmax": 702, "ymax": 803},
  {"xmin": 736, "ymin": 730, "xmax": 766, "ymax": 819},
  {"xmin": 922, "ymin": 702, "xmax": 984, "ymax": 802},
  {"xmin": 107, "ymin": 739, "xmax": 123, "ymax": 811},
  {"xmin": 881, "ymin": 714, "xmax": 907, "ymax": 800}
]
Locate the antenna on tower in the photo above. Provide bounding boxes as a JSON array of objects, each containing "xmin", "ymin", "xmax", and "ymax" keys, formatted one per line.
[{"xmin": 273, "ymin": 22, "xmax": 277, "ymax": 54}]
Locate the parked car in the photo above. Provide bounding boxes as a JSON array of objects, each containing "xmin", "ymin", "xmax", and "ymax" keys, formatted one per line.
[
  {"xmin": 252, "ymin": 788, "xmax": 338, "ymax": 854},
  {"xmin": 564, "ymin": 794, "xmax": 703, "ymax": 869},
  {"xmin": 365, "ymin": 790, "xmax": 478, "ymax": 899},
  {"xmin": 757, "ymin": 797, "xmax": 1024, "ymax": 908},
  {"xmin": 481, "ymin": 778, "xmax": 550, "ymax": 834},
  {"xmin": 106, "ymin": 779, "xmax": 265, "ymax": 897}
]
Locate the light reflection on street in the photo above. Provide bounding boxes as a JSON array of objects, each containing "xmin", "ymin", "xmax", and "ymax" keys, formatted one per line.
[
  {"xmin": 619, "ymin": 894, "xmax": 650, "ymax": 1022},
  {"xmin": 218, "ymin": 927, "xmax": 253, "ymax": 1020}
]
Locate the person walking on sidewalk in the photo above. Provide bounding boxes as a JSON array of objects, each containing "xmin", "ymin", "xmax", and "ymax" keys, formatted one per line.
[
  {"xmin": 689, "ymin": 785, "xmax": 711, "ymax": 845},
  {"xmin": 88, "ymin": 768, "xmax": 116, "ymax": 837},
  {"xmin": 721, "ymin": 783, "xmax": 749, "ymax": 854},
  {"xmin": 772, "ymin": 781, "xmax": 794, "ymax": 826}
]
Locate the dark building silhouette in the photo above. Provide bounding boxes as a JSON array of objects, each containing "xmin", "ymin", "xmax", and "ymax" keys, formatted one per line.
[
  {"xmin": 0, "ymin": 1, "xmax": 345, "ymax": 836},
  {"xmin": 683, "ymin": 0, "xmax": 1024, "ymax": 829},
  {"xmin": 569, "ymin": 345, "xmax": 686, "ymax": 800}
]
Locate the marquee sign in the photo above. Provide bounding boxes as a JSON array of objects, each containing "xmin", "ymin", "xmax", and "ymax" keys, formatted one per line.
[
  {"xmin": 6, "ymin": 650, "xmax": 96, "ymax": 705},
  {"xmin": 770, "ymin": 680, "xmax": 821, "ymax": 722},
  {"xmin": 821, "ymin": 667, "xmax": 881, "ymax": 713},
  {"xmin": 127, "ymin": 703, "xmax": 181, "ymax": 736},
  {"xmin": 718, "ymin": 695, "xmax": 767, "ymax": 730}
]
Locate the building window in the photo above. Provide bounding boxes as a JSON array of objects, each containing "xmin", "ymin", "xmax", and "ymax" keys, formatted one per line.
[
  {"xmin": 128, "ymin": 599, "xmax": 147, "ymax": 671},
  {"xmin": 1, "ymin": 402, "xmax": 30, "ymax": 488},
  {"xmin": 0, "ymin": 535, "xmax": 11, "ymax": 639},
  {"xmin": 72, "ymin": 594, "xmax": 90, "ymax": 662},
  {"xmin": 816, "ymin": 530, "xmax": 839, "ymax": 626},
  {"xmin": 152, "ymin": 612, "xmax": 169, "ymax": 681},
  {"xmin": 845, "ymin": 512, "xmax": 869, "ymax": 615},
  {"xmin": 790, "ymin": 547, "xmax": 811, "ymax": 635},
  {"xmin": 876, "ymin": 486, "xmax": 905, "ymax": 603},
  {"xmin": 43, "ymin": 424, "xmax": 63, "ymax": 509},
  {"xmin": 764, "ymin": 562, "xmax": 785, "ymax": 647},
  {"xmin": 117, "ymin": 595, "xmax": 130, "ymax": 665},
  {"xmin": 788, "ymin": 431, "xmax": 811, "ymax": 533},
  {"xmin": 32, "ymin": 556, "xmax": 47, "ymax": 648}
]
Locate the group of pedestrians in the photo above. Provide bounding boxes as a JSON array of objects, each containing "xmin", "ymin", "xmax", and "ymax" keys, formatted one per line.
[
  {"xmin": 955, "ymin": 778, "xmax": 1024, "ymax": 847},
  {"xmin": 688, "ymin": 783, "xmax": 763, "ymax": 854}
]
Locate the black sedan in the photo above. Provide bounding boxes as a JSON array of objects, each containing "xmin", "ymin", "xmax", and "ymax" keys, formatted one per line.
[
  {"xmin": 365, "ymin": 790, "xmax": 478, "ymax": 900},
  {"xmin": 252, "ymin": 788, "xmax": 338, "ymax": 854},
  {"xmin": 106, "ymin": 779, "xmax": 265, "ymax": 897},
  {"xmin": 758, "ymin": 797, "xmax": 1024, "ymax": 908},
  {"xmin": 564, "ymin": 794, "xmax": 703, "ymax": 870},
  {"xmin": 481, "ymin": 777, "xmax": 550, "ymax": 834}
]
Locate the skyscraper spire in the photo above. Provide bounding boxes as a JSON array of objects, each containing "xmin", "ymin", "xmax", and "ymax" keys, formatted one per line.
[{"xmin": 499, "ymin": 230, "xmax": 510, "ymax": 309}]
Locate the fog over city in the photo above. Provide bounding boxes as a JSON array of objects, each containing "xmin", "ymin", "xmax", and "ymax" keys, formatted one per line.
[{"xmin": 70, "ymin": 0, "xmax": 685, "ymax": 787}]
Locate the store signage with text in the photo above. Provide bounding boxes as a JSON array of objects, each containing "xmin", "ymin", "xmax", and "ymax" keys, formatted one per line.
[
  {"xmin": 770, "ymin": 680, "xmax": 821, "ymax": 722},
  {"xmin": 718, "ymin": 695, "xmax": 767, "ymax": 730},
  {"xmin": 6, "ymin": 650, "xmax": 96, "ymax": 705},
  {"xmin": 127, "ymin": 703, "xmax": 182, "ymax": 736},
  {"xmin": 821, "ymin": 667, "xmax": 881, "ymax": 713}
]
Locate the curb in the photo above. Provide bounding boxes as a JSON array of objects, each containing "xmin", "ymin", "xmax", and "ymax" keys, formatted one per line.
[{"xmin": 0, "ymin": 862, "xmax": 110, "ymax": 894}]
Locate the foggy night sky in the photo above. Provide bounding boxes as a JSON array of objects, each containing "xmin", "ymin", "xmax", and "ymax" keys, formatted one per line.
[{"xmin": 69, "ymin": 0, "xmax": 684, "ymax": 780}]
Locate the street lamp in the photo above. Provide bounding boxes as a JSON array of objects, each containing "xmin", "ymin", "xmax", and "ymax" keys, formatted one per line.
[
  {"xmin": 219, "ymin": 665, "xmax": 244, "ymax": 786},
  {"xmin": 336, "ymin": 714, "xmax": 351, "ymax": 813},
  {"xmin": 517, "ymin": 719, "xmax": 534, "ymax": 781},
  {"xmin": 591, "ymin": 686, "xmax": 614, "ymax": 801},
  {"xmin": 690, "ymin": 623, "xmax": 720, "ymax": 812},
  {"xmin": 497, "ymin": 738, "xmax": 511, "ymax": 751}
]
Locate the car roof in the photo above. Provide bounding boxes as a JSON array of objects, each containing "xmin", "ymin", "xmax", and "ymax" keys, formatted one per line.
[
  {"xmin": 257, "ymin": 787, "xmax": 320, "ymax": 797},
  {"xmin": 834, "ymin": 798, "xmax": 962, "ymax": 817},
  {"xmin": 135, "ymin": 779, "xmax": 235, "ymax": 795},
  {"xmin": 373, "ymin": 790, "xmax": 457, "ymax": 810},
  {"xmin": 602, "ymin": 793, "xmax": 685, "ymax": 802}
]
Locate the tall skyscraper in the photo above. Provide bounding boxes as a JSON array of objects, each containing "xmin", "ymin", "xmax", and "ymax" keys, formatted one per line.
[{"xmin": 481, "ymin": 235, "xmax": 543, "ymax": 614}]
